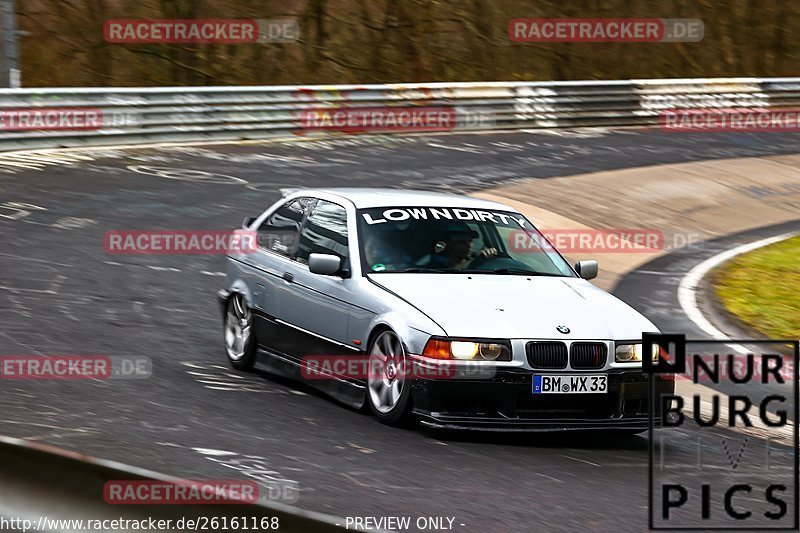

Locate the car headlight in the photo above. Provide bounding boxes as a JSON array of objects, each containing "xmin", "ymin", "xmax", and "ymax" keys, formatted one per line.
[
  {"xmin": 451, "ymin": 341, "xmax": 479, "ymax": 359},
  {"xmin": 615, "ymin": 343, "xmax": 661, "ymax": 363},
  {"xmin": 422, "ymin": 338, "xmax": 511, "ymax": 361},
  {"xmin": 479, "ymin": 343, "xmax": 505, "ymax": 360}
]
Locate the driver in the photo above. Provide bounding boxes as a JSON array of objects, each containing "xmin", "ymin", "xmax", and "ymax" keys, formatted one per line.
[{"xmin": 421, "ymin": 221, "xmax": 497, "ymax": 269}]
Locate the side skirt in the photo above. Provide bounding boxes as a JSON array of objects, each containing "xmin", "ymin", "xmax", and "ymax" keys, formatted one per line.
[{"xmin": 252, "ymin": 312, "xmax": 367, "ymax": 410}]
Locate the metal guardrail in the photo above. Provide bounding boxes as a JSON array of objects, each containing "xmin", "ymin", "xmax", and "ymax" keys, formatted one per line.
[
  {"xmin": 0, "ymin": 436, "xmax": 347, "ymax": 532},
  {"xmin": 0, "ymin": 78, "xmax": 798, "ymax": 150}
]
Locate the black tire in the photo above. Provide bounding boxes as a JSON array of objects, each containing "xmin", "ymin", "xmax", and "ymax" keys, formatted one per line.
[
  {"xmin": 223, "ymin": 293, "xmax": 257, "ymax": 371},
  {"xmin": 365, "ymin": 329, "xmax": 413, "ymax": 425}
]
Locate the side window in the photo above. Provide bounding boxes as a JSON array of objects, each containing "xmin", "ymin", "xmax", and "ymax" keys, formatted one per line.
[
  {"xmin": 257, "ymin": 198, "xmax": 314, "ymax": 257},
  {"xmin": 296, "ymin": 200, "xmax": 349, "ymax": 265}
]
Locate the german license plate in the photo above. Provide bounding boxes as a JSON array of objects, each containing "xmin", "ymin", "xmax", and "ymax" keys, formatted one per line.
[{"xmin": 533, "ymin": 374, "xmax": 607, "ymax": 394}]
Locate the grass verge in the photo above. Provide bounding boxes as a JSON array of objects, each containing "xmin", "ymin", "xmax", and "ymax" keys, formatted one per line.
[{"xmin": 714, "ymin": 235, "xmax": 800, "ymax": 340}]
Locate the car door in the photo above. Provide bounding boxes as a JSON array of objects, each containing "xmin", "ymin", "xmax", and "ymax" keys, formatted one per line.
[
  {"xmin": 244, "ymin": 197, "xmax": 314, "ymax": 355},
  {"xmin": 277, "ymin": 198, "xmax": 360, "ymax": 358}
]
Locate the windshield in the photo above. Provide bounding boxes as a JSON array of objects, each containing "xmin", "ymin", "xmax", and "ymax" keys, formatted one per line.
[{"xmin": 358, "ymin": 206, "xmax": 575, "ymax": 277}]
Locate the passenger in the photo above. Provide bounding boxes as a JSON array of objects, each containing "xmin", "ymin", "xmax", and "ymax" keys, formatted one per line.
[{"xmin": 363, "ymin": 233, "xmax": 413, "ymax": 272}]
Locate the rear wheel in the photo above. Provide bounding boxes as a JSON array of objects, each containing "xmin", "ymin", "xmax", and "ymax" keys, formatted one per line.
[
  {"xmin": 366, "ymin": 329, "xmax": 413, "ymax": 425},
  {"xmin": 224, "ymin": 293, "xmax": 257, "ymax": 371}
]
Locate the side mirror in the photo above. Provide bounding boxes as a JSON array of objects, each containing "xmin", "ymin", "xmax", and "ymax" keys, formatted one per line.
[
  {"xmin": 242, "ymin": 216, "xmax": 257, "ymax": 229},
  {"xmin": 308, "ymin": 253, "xmax": 342, "ymax": 276},
  {"xmin": 575, "ymin": 260, "xmax": 598, "ymax": 280}
]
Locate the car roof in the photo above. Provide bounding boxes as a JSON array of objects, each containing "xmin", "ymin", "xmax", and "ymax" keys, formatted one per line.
[{"xmin": 294, "ymin": 188, "xmax": 518, "ymax": 211}]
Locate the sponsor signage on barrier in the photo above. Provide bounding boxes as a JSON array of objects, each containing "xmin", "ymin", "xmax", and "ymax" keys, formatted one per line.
[{"xmin": 645, "ymin": 333, "xmax": 799, "ymax": 529}]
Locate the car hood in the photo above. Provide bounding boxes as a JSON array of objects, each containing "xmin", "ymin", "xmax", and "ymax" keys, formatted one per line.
[{"xmin": 369, "ymin": 273, "xmax": 656, "ymax": 340}]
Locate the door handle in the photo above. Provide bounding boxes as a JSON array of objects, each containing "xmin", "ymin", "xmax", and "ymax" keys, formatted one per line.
[{"xmin": 282, "ymin": 272, "xmax": 294, "ymax": 282}]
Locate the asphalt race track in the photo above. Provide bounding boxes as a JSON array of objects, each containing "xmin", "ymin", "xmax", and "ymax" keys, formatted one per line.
[
  {"xmin": 2, "ymin": 129, "xmax": 799, "ymax": 532},
  {"xmin": 614, "ymin": 220, "xmax": 800, "ymax": 417}
]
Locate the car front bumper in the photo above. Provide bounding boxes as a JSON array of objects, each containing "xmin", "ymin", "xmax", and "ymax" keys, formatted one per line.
[{"xmin": 410, "ymin": 367, "xmax": 674, "ymax": 432}]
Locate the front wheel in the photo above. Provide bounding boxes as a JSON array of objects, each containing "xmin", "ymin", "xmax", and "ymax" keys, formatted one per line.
[
  {"xmin": 224, "ymin": 293, "xmax": 257, "ymax": 371},
  {"xmin": 366, "ymin": 329, "xmax": 413, "ymax": 425}
]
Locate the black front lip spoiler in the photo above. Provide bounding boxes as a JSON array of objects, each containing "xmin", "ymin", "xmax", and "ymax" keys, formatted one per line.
[
  {"xmin": 414, "ymin": 413, "xmax": 656, "ymax": 432},
  {"xmin": 409, "ymin": 367, "xmax": 673, "ymax": 432}
]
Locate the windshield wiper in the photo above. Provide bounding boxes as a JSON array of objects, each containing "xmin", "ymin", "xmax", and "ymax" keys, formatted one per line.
[
  {"xmin": 376, "ymin": 267, "xmax": 568, "ymax": 276},
  {"xmin": 462, "ymin": 268, "xmax": 566, "ymax": 277},
  {"xmin": 382, "ymin": 267, "xmax": 455, "ymax": 274}
]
